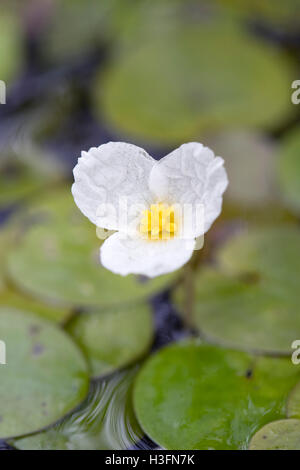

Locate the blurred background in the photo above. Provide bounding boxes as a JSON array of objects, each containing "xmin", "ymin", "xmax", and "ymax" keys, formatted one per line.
[{"xmin": 1, "ymin": 0, "xmax": 300, "ymax": 451}]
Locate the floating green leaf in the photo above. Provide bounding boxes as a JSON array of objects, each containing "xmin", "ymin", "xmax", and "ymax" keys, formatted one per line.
[
  {"xmin": 67, "ymin": 304, "xmax": 154, "ymax": 378},
  {"xmin": 7, "ymin": 189, "xmax": 177, "ymax": 308},
  {"xmin": 191, "ymin": 269, "xmax": 300, "ymax": 355},
  {"xmin": 0, "ymin": 308, "xmax": 89, "ymax": 439},
  {"xmin": 276, "ymin": 126, "xmax": 300, "ymax": 215},
  {"xmin": 100, "ymin": 23, "xmax": 294, "ymax": 144},
  {"xmin": 134, "ymin": 341, "xmax": 300, "ymax": 450},
  {"xmin": 249, "ymin": 419, "xmax": 300, "ymax": 450},
  {"xmin": 12, "ymin": 367, "xmax": 144, "ymax": 450}
]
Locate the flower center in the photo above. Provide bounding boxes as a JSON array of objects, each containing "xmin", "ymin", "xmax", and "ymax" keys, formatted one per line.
[{"xmin": 139, "ymin": 203, "xmax": 177, "ymax": 240}]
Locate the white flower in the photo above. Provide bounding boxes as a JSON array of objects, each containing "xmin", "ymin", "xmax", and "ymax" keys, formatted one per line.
[{"xmin": 72, "ymin": 142, "xmax": 228, "ymax": 278}]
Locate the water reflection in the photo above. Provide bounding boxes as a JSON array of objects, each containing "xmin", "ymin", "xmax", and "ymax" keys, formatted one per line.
[{"xmin": 13, "ymin": 366, "xmax": 157, "ymax": 450}]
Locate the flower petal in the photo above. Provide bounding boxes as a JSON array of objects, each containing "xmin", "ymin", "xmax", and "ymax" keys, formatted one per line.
[
  {"xmin": 100, "ymin": 232, "xmax": 195, "ymax": 278},
  {"xmin": 72, "ymin": 142, "xmax": 155, "ymax": 231},
  {"xmin": 149, "ymin": 142, "xmax": 228, "ymax": 236}
]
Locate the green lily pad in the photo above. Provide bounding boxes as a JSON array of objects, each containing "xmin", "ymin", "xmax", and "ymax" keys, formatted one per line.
[
  {"xmin": 0, "ymin": 288, "xmax": 70, "ymax": 324},
  {"xmin": 133, "ymin": 340, "xmax": 300, "ymax": 450},
  {"xmin": 191, "ymin": 269, "xmax": 300, "ymax": 355},
  {"xmin": 249, "ymin": 419, "xmax": 300, "ymax": 450},
  {"xmin": 100, "ymin": 22, "xmax": 294, "ymax": 144},
  {"xmin": 218, "ymin": 225, "xmax": 300, "ymax": 288},
  {"xmin": 0, "ymin": 10, "xmax": 21, "ymax": 83},
  {"xmin": 12, "ymin": 367, "xmax": 144, "ymax": 450},
  {"xmin": 276, "ymin": 126, "xmax": 300, "ymax": 215},
  {"xmin": 0, "ymin": 308, "xmax": 89, "ymax": 439},
  {"xmin": 206, "ymin": 130, "xmax": 277, "ymax": 207},
  {"xmin": 7, "ymin": 189, "xmax": 177, "ymax": 308},
  {"xmin": 67, "ymin": 304, "xmax": 153, "ymax": 378}
]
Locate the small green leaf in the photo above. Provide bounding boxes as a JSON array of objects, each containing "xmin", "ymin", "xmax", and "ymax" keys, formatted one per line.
[
  {"xmin": 249, "ymin": 419, "xmax": 300, "ymax": 450},
  {"xmin": 67, "ymin": 304, "xmax": 154, "ymax": 378},
  {"xmin": 134, "ymin": 340, "xmax": 300, "ymax": 450},
  {"xmin": 12, "ymin": 367, "xmax": 144, "ymax": 450},
  {"xmin": 0, "ymin": 308, "xmax": 89, "ymax": 439}
]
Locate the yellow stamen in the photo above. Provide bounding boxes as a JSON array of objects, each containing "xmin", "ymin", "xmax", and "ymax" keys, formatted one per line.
[{"xmin": 139, "ymin": 203, "xmax": 178, "ymax": 240}]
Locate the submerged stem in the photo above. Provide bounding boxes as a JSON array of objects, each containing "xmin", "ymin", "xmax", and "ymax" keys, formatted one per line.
[{"xmin": 183, "ymin": 263, "xmax": 195, "ymax": 328}]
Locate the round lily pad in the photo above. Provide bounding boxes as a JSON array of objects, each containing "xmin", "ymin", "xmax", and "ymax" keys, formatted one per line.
[
  {"xmin": 12, "ymin": 367, "xmax": 144, "ymax": 450},
  {"xmin": 67, "ymin": 304, "xmax": 154, "ymax": 378},
  {"xmin": 7, "ymin": 190, "xmax": 177, "ymax": 308},
  {"xmin": 276, "ymin": 126, "xmax": 300, "ymax": 215},
  {"xmin": 0, "ymin": 308, "xmax": 89, "ymax": 439},
  {"xmin": 191, "ymin": 269, "xmax": 300, "ymax": 355},
  {"xmin": 100, "ymin": 23, "xmax": 294, "ymax": 144},
  {"xmin": 249, "ymin": 419, "xmax": 300, "ymax": 450},
  {"xmin": 218, "ymin": 225, "xmax": 300, "ymax": 288},
  {"xmin": 0, "ymin": 289, "xmax": 70, "ymax": 324},
  {"xmin": 133, "ymin": 340, "xmax": 300, "ymax": 450}
]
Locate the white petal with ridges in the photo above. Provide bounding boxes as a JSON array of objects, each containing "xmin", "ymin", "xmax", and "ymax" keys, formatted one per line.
[
  {"xmin": 72, "ymin": 142, "xmax": 155, "ymax": 231},
  {"xmin": 149, "ymin": 142, "xmax": 228, "ymax": 236},
  {"xmin": 100, "ymin": 232, "xmax": 195, "ymax": 278}
]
